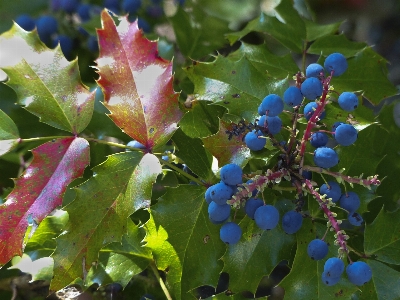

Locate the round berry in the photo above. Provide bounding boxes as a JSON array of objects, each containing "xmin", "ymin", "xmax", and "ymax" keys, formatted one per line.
[
  {"xmin": 208, "ymin": 202, "xmax": 230, "ymax": 223},
  {"xmin": 324, "ymin": 53, "xmax": 348, "ymax": 76},
  {"xmin": 346, "ymin": 261, "xmax": 372, "ymax": 286},
  {"xmin": 254, "ymin": 205, "xmax": 279, "ymax": 230},
  {"xmin": 123, "ymin": 0, "xmax": 142, "ymax": 14},
  {"xmin": 15, "ymin": 14, "xmax": 36, "ymax": 31},
  {"xmin": 220, "ymin": 222, "xmax": 242, "ymax": 245},
  {"xmin": 320, "ymin": 181, "xmax": 341, "ymax": 203},
  {"xmin": 322, "ymin": 271, "xmax": 341, "ymax": 286},
  {"xmin": 258, "ymin": 116, "xmax": 282, "ymax": 135},
  {"xmin": 310, "ymin": 132, "xmax": 329, "ymax": 148},
  {"xmin": 244, "ymin": 130, "xmax": 266, "ymax": 151},
  {"xmin": 281, "ymin": 210, "xmax": 303, "ymax": 234},
  {"xmin": 283, "ymin": 86, "xmax": 303, "ymax": 107},
  {"xmin": 260, "ymin": 94, "xmax": 284, "ymax": 117},
  {"xmin": 220, "ymin": 163, "xmax": 243, "ymax": 186},
  {"xmin": 324, "ymin": 257, "xmax": 345, "ymax": 278},
  {"xmin": 303, "ymin": 102, "xmax": 326, "ymax": 121},
  {"xmin": 338, "ymin": 92, "xmax": 359, "ymax": 112},
  {"xmin": 126, "ymin": 140, "xmax": 146, "ymax": 150},
  {"xmin": 314, "ymin": 147, "xmax": 339, "ymax": 168},
  {"xmin": 244, "ymin": 198, "xmax": 264, "ymax": 219},
  {"xmin": 307, "ymin": 239, "xmax": 329, "ymax": 260},
  {"xmin": 348, "ymin": 211, "xmax": 364, "ymax": 226},
  {"xmin": 301, "ymin": 77, "xmax": 323, "ymax": 100},
  {"xmin": 306, "ymin": 63, "xmax": 324, "ymax": 78},
  {"xmin": 334, "ymin": 124, "xmax": 358, "ymax": 146},
  {"xmin": 36, "ymin": 15, "xmax": 58, "ymax": 44},
  {"xmin": 339, "ymin": 191, "xmax": 360, "ymax": 214},
  {"xmin": 209, "ymin": 182, "xmax": 234, "ymax": 205}
]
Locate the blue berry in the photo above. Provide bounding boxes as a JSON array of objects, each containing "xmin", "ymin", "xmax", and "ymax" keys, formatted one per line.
[
  {"xmin": 310, "ymin": 132, "xmax": 328, "ymax": 148},
  {"xmin": 302, "ymin": 170, "xmax": 312, "ymax": 180},
  {"xmin": 15, "ymin": 14, "xmax": 36, "ymax": 31},
  {"xmin": 301, "ymin": 77, "xmax": 323, "ymax": 100},
  {"xmin": 307, "ymin": 239, "xmax": 328, "ymax": 260},
  {"xmin": 324, "ymin": 257, "xmax": 345, "ymax": 278},
  {"xmin": 60, "ymin": 0, "xmax": 80, "ymax": 13},
  {"xmin": 220, "ymin": 222, "xmax": 242, "ymax": 245},
  {"xmin": 56, "ymin": 35, "xmax": 73, "ymax": 58},
  {"xmin": 324, "ymin": 53, "xmax": 348, "ymax": 76},
  {"xmin": 283, "ymin": 86, "xmax": 303, "ymax": 107},
  {"xmin": 36, "ymin": 16, "xmax": 58, "ymax": 44},
  {"xmin": 254, "ymin": 205, "xmax": 279, "ymax": 230},
  {"xmin": 303, "ymin": 102, "xmax": 326, "ymax": 121},
  {"xmin": 77, "ymin": 4, "xmax": 91, "ymax": 22},
  {"xmin": 210, "ymin": 182, "xmax": 233, "ymax": 205},
  {"xmin": 138, "ymin": 18, "xmax": 151, "ymax": 33},
  {"xmin": 306, "ymin": 63, "xmax": 324, "ymax": 78},
  {"xmin": 338, "ymin": 92, "xmax": 358, "ymax": 112},
  {"xmin": 244, "ymin": 130, "xmax": 266, "ymax": 151},
  {"xmin": 334, "ymin": 124, "xmax": 358, "ymax": 146},
  {"xmin": 204, "ymin": 186, "xmax": 213, "ymax": 204},
  {"xmin": 332, "ymin": 121, "xmax": 345, "ymax": 132},
  {"xmin": 281, "ymin": 211, "xmax": 303, "ymax": 234},
  {"xmin": 258, "ymin": 116, "xmax": 282, "ymax": 135},
  {"xmin": 346, "ymin": 261, "xmax": 372, "ymax": 286},
  {"xmin": 314, "ymin": 147, "xmax": 339, "ymax": 169},
  {"xmin": 259, "ymin": 94, "xmax": 284, "ymax": 117},
  {"xmin": 320, "ymin": 181, "xmax": 341, "ymax": 203},
  {"xmin": 348, "ymin": 211, "xmax": 363, "ymax": 226},
  {"xmin": 244, "ymin": 198, "xmax": 263, "ymax": 219},
  {"xmin": 104, "ymin": 0, "xmax": 121, "ymax": 12},
  {"xmin": 220, "ymin": 163, "xmax": 242, "ymax": 186},
  {"xmin": 123, "ymin": 0, "xmax": 142, "ymax": 14},
  {"xmin": 339, "ymin": 191, "xmax": 360, "ymax": 214},
  {"xmin": 208, "ymin": 202, "xmax": 230, "ymax": 223},
  {"xmin": 126, "ymin": 140, "xmax": 146, "ymax": 150}
]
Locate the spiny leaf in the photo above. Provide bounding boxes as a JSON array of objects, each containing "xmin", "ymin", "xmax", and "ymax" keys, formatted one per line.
[
  {"xmin": 202, "ymin": 119, "xmax": 250, "ymax": 168},
  {"xmin": 226, "ymin": 0, "xmax": 306, "ymax": 52},
  {"xmin": 365, "ymin": 207, "xmax": 400, "ymax": 265},
  {"xmin": 50, "ymin": 152, "xmax": 161, "ymax": 292},
  {"xmin": 96, "ymin": 10, "xmax": 182, "ymax": 151},
  {"xmin": 0, "ymin": 108, "xmax": 19, "ymax": 156},
  {"xmin": 308, "ymin": 34, "xmax": 367, "ymax": 57},
  {"xmin": 0, "ymin": 137, "xmax": 90, "ymax": 266},
  {"xmin": 85, "ymin": 219, "xmax": 152, "ymax": 288},
  {"xmin": 151, "ymin": 185, "xmax": 225, "ymax": 298},
  {"xmin": 185, "ymin": 54, "xmax": 288, "ymax": 122},
  {"xmin": 0, "ymin": 24, "xmax": 95, "ymax": 134},
  {"xmin": 304, "ymin": 19, "xmax": 342, "ymax": 41},
  {"xmin": 221, "ymin": 217, "xmax": 295, "ymax": 293},
  {"xmin": 279, "ymin": 219, "xmax": 358, "ymax": 299}
]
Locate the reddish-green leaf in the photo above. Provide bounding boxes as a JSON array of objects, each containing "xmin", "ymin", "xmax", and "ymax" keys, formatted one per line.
[
  {"xmin": 96, "ymin": 10, "xmax": 182, "ymax": 151},
  {"xmin": 202, "ymin": 120, "xmax": 250, "ymax": 168},
  {"xmin": 0, "ymin": 108, "xmax": 19, "ymax": 156},
  {"xmin": 0, "ymin": 137, "xmax": 90, "ymax": 266},
  {"xmin": 50, "ymin": 152, "xmax": 161, "ymax": 292},
  {"xmin": 0, "ymin": 25, "xmax": 95, "ymax": 134}
]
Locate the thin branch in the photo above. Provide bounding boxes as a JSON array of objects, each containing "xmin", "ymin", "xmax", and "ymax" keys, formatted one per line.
[{"xmin": 149, "ymin": 261, "xmax": 173, "ymax": 300}]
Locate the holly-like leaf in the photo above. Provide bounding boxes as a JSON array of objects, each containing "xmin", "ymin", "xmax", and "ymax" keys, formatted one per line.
[
  {"xmin": 308, "ymin": 34, "xmax": 367, "ymax": 58},
  {"xmin": 50, "ymin": 152, "xmax": 161, "ymax": 292},
  {"xmin": 279, "ymin": 219, "xmax": 358, "ymax": 299},
  {"xmin": 365, "ymin": 207, "xmax": 400, "ymax": 265},
  {"xmin": 85, "ymin": 219, "xmax": 152, "ymax": 288},
  {"xmin": 304, "ymin": 19, "xmax": 342, "ymax": 41},
  {"xmin": 96, "ymin": 10, "xmax": 182, "ymax": 151},
  {"xmin": 0, "ymin": 137, "xmax": 89, "ymax": 266},
  {"xmin": 202, "ymin": 120, "xmax": 250, "ymax": 168},
  {"xmin": 0, "ymin": 108, "xmax": 19, "ymax": 156},
  {"xmin": 221, "ymin": 217, "xmax": 295, "ymax": 293},
  {"xmin": 185, "ymin": 54, "xmax": 288, "ymax": 122},
  {"xmin": 226, "ymin": 0, "xmax": 306, "ymax": 52},
  {"xmin": 151, "ymin": 185, "xmax": 225, "ymax": 299},
  {"xmin": 0, "ymin": 24, "xmax": 95, "ymax": 134}
]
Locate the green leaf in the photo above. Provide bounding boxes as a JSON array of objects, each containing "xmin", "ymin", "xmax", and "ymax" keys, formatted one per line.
[
  {"xmin": 0, "ymin": 108, "xmax": 19, "ymax": 156},
  {"xmin": 308, "ymin": 34, "xmax": 367, "ymax": 57},
  {"xmin": 0, "ymin": 25, "xmax": 95, "ymax": 134},
  {"xmin": 169, "ymin": 5, "xmax": 230, "ymax": 60},
  {"xmin": 151, "ymin": 185, "xmax": 225, "ymax": 298},
  {"xmin": 304, "ymin": 19, "xmax": 342, "ymax": 41},
  {"xmin": 279, "ymin": 219, "xmax": 358, "ymax": 299},
  {"xmin": 9, "ymin": 254, "xmax": 53, "ymax": 282},
  {"xmin": 229, "ymin": 43, "xmax": 299, "ymax": 79},
  {"xmin": 50, "ymin": 152, "xmax": 162, "ymax": 292},
  {"xmin": 186, "ymin": 54, "xmax": 288, "ymax": 121},
  {"xmin": 365, "ymin": 207, "xmax": 400, "ymax": 265},
  {"xmin": 179, "ymin": 101, "xmax": 226, "ymax": 139},
  {"xmin": 143, "ymin": 213, "xmax": 183, "ymax": 299},
  {"xmin": 226, "ymin": 0, "xmax": 306, "ymax": 52},
  {"xmin": 172, "ymin": 128, "xmax": 216, "ymax": 183},
  {"xmin": 85, "ymin": 219, "xmax": 152, "ymax": 288},
  {"xmin": 325, "ymin": 48, "xmax": 398, "ymax": 105},
  {"xmin": 221, "ymin": 217, "xmax": 295, "ymax": 293}
]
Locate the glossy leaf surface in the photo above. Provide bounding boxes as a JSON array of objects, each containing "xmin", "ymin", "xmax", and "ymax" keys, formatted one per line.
[{"xmin": 0, "ymin": 108, "xmax": 19, "ymax": 156}]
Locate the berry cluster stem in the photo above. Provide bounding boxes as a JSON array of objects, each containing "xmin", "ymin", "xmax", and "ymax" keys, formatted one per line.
[{"xmin": 304, "ymin": 179, "xmax": 349, "ymax": 256}]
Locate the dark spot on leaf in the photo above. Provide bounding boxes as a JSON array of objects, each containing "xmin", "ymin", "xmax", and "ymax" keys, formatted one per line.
[
  {"xmin": 224, "ymin": 101, "xmax": 230, "ymax": 104},
  {"xmin": 52, "ymin": 139, "xmax": 56, "ymax": 142},
  {"xmin": 232, "ymin": 70, "xmax": 236, "ymax": 74},
  {"xmin": 149, "ymin": 128, "xmax": 154, "ymax": 134},
  {"xmin": 73, "ymin": 242, "xmax": 76, "ymax": 246},
  {"xmin": 232, "ymin": 94, "xmax": 240, "ymax": 98},
  {"xmin": 61, "ymin": 95, "xmax": 67, "ymax": 102},
  {"xmin": 203, "ymin": 235, "xmax": 210, "ymax": 243}
]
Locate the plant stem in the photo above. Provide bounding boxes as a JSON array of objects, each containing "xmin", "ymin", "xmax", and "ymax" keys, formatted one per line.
[
  {"xmin": 19, "ymin": 136, "xmax": 72, "ymax": 143},
  {"xmin": 149, "ymin": 261, "xmax": 173, "ymax": 300},
  {"xmin": 160, "ymin": 159, "xmax": 204, "ymax": 186}
]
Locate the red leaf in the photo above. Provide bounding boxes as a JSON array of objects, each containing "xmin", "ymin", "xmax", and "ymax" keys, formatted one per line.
[
  {"xmin": 202, "ymin": 120, "xmax": 250, "ymax": 167},
  {"xmin": 96, "ymin": 10, "xmax": 182, "ymax": 151},
  {"xmin": 0, "ymin": 137, "xmax": 90, "ymax": 265}
]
